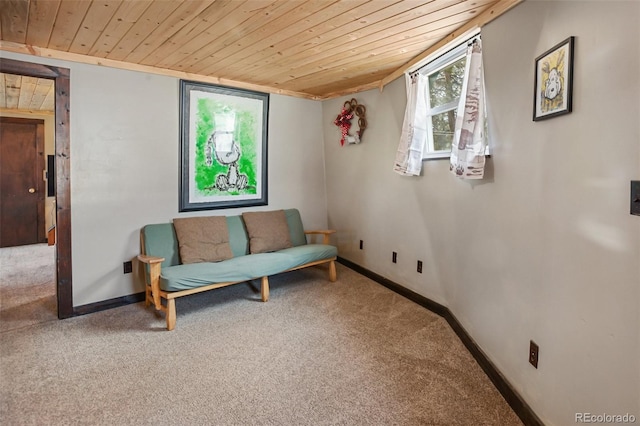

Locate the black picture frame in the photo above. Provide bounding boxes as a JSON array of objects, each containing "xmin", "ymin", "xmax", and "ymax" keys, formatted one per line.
[
  {"xmin": 179, "ymin": 80, "xmax": 269, "ymax": 212},
  {"xmin": 533, "ymin": 36, "xmax": 574, "ymax": 121}
]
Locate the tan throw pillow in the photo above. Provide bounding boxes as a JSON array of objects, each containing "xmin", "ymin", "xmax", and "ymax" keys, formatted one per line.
[
  {"xmin": 242, "ymin": 210, "xmax": 292, "ymax": 254},
  {"xmin": 173, "ymin": 216, "xmax": 234, "ymax": 264}
]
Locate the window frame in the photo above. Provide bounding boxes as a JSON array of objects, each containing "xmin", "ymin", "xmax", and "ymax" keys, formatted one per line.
[{"xmin": 420, "ymin": 42, "xmax": 469, "ymax": 160}]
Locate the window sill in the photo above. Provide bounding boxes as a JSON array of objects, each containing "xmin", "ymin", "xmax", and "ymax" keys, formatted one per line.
[{"xmin": 422, "ymin": 152, "xmax": 451, "ymax": 161}]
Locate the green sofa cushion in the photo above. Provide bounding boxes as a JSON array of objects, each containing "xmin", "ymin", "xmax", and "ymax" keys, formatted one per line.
[
  {"xmin": 159, "ymin": 244, "xmax": 337, "ymax": 291},
  {"xmin": 276, "ymin": 244, "xmax": 338, "ymax": 268},
  {"xmin": 142, "ymin": 223, "xmax": 180, "ymax": 269},
  {"xmin": 284, "ymin": 208, "xmax": 307, "ymax": 247},
  {"xmin": 160, "ymin": 252, "xmax": 288, "ymax": 291},
  {"xmin": 226, "ymin": 215, "xmax": 249, "ymax": 257}
]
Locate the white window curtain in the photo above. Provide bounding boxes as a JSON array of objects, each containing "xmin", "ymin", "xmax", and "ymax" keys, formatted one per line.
[
  {"xmin": 393, "ymin": 72, "xmax": 428, "ymax": 176},
  {"xmin": 449, "ymin": 39, "xmax": 487, "ymax": 179}
]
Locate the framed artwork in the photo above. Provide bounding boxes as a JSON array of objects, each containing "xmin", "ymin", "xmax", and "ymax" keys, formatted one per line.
[
  {"xmin": 179, "ymin": 80, "xmax": 269, "ymax": 211},
  {"xmin": 533, "ymin": 36, "xmax": 574, "ymax": 121}
]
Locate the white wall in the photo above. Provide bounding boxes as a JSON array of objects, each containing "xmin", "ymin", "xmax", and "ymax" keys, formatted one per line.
[
  {"xmin": 322, "ymin": 78, "xmax": 449, "ymax": 305},
  {"xmin": 322, "ymin": 1, "xmax": 640, "ymax": 425},
  {"xmin": 1, "ymin": 51, "xmax": 328, "ymax": 307}
]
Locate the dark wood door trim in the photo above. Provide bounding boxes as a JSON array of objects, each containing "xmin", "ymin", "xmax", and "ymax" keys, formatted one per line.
[{"xmin": 1, "ymin": 58, "xmax": 73, "ymax": 319}]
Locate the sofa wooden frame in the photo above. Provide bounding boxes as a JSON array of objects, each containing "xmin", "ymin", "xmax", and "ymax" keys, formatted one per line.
[{"xmin": 138, "ymin": 230, "xmax": 336, "ymax": 331}]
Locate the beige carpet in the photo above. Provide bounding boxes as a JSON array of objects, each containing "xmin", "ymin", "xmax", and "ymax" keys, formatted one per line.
[
  {"xmin": 0, "ymin": 262, "xmax": 522, "ymax": 425},
  {"xmin": 0, "ymin": 243, "xmax": 57, "ymax": 333}
]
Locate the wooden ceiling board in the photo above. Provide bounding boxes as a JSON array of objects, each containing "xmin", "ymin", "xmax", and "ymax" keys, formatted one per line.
[
  {"xmin": 281, "ymin": 56, "xmax": 409, "ymax": 93},
  {"xmin": 211, "ymin": 0, "xmax": 373, "ymax": 81},
  {"xmin": 252, "ymin": 0, "xmax": 422, "ymax": 69},
  {"xmin": 278, "ymin": 0, "xmax": 489, "ymax": 70},
  {"xmin": 146, "ymin": 0, "xmax": 278, "ymax": 70},
  {"xmin": 188, "ymin": 0, "xmax": 344, "ymax": 76},
  {"xmin": 176, "ymin": 0, "xmax": 310, "ymax": 70},
  {"xmin": 304, "ymin": 68, "xmax": 394, "ymax": 98},
  {"xmin": 105, "ymin": 0, "xmax": 184, "ymax": 61},
  {"xmin": 227, "ymin": 0, "xmax": 464, "ymax": 85},
  {"xmin": 47, "ymin": 0, "xmax": 91, "ymax": 52},
  {"xmin": 228, "ymin": 0, "xmax": 436, "ymax": 81},
  {"xmin": 273, "ymin": 0, "xmax": 446, "ymax": 59},
  {"xmin": 0, "ymin": 0, "xmax": 521, "ymax": 100},
  {"xmin": 47, "ymin": 0, "xmax": 92, "ymax": 51},
  {"xmin": 41, "ymin": 79, "xmax": 55, "ymax": 111},
  {"xmin": 0, "ymin": 74, "xmax": 54, "ymax": 111},
  {"xmin": 170, "ymin": 1, "xmax": 299, "ymax": 72},
  {"xmin": 254, "ymin": 6, "xmax": 477, "ymax": 88},
  {"xmin": 30, "ymin": 78, "xmax": 52, "ymax": 110},
  {"xmin": 266, "ymin": 25, "xmax": 457, "ymax": 91},
  {"xmin": 122, "ymin": 0, "xmax": 214, "ymax": 64},
  {"xmin": 3, "ymin": 73, "xmax": 21, "ymax": 109},
  {"xmin": 17, "ymin": 74, "xmax": 35, "ymax": 109},
  {"xmin": 87, "ymin": 1, "xmax": 152, "ymax": 57},
  {"xmin": 69, "ymin": 0, "xmax": 123, "ymax": 55},
  {"xmin": 1, "ymin": 0, "xmax": 29, "ymax": 44},
  {"xmin": 219, "ymin": 0, "xmax": 415, "ymax": 81},
  {"xmin": 25, "ymin": 0, "xmax": 61, "ymax": 47}
]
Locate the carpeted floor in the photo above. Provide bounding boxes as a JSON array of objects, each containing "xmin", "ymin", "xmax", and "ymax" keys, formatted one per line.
[
  {"xmin": 0, "ymin": 258, "xmax": 522, "ymax": 425},
  {"xmin": 0, "ymin": 243, "xmax": 57, "ymax": 333}
]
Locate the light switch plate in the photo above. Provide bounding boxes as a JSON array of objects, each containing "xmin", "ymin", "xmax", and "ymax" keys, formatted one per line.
[{"xmin": 631, "ymin": 181, "xmax": 640, "ymax": 216}]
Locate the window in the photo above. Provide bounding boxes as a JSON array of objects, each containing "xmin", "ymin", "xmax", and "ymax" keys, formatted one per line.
[
  {"xmin": 394, "ymin": 33, "xmax": 489, "ymax": 176},
  {"xmin": 418, "ymin": 42, "xmax": 468, "ymax": 160}
]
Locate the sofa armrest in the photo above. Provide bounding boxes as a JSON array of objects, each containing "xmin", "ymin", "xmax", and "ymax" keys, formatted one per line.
[
  {"xmin": 137, "ymin": 255, "xmax": 165, "ymax": 265},
  {"xmin": 304, "ymin": 230, "xmax": 336, "ymax": 245},
  {"xmin": 137, "ymin": 255, "xmax": 165, "ymax": 310}
]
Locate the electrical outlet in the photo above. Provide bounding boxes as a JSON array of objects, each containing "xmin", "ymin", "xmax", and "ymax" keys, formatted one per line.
[
  {"xmin": 123, "ymin": 261, "xmax": 133, "ymax": 274},
  {"xmin": 359, "ymin": 240, "xmax": 363, "ymax": 250},
  {"xmin": 417, "ymin": 260, "xmax": 423, "ymax": 273},
  {"xmin": 529, "ymin": 340, "xmax": 539, "ymax": 368},
  {"xmin": 392, "ymin": 251, "xmax": 397, "ymax": 263}
]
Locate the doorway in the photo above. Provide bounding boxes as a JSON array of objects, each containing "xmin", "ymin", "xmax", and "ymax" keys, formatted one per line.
[
  {"xmin": 0, "ymin": 58, "xmax": 73, "ymax": 319},
  {"xmin": 0, "ymin": 117, "xmax": 46, "ymax": 247}
]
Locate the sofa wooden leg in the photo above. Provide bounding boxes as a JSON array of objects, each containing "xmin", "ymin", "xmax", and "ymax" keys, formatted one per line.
[
  {"xmin": 145, "ymin": 285, "xmax": 151, "ymax": 307},
  {"xmin": 261, "ymin": 276, "xmax": 269, "ymax": 302},
  {"xmin": 329, "ymin": 260, "xmax": 337, "ymax": 282},
  {"xmin": 166, "ymin": 299, "xmax": 176, "ymax": 331}
]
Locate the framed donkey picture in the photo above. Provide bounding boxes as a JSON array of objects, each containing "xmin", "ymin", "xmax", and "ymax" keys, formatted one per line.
[{"xmin": 179, "ymin": 80, "xmax": 269, "ymax": 211}]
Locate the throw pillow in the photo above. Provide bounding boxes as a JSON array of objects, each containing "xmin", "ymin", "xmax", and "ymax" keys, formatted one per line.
[
  {"xmin": 242, "ymin": 210, "xmax": 292, "ymax": 254},
  {"xmin": 173, "ymin": 216, "xmax": 234, "ymax": 264}
]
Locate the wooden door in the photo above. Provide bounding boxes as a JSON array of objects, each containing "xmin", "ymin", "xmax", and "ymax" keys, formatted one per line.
[{"xmin": 0, "ymin": 117, "xmax": 46, "ymax": 247}]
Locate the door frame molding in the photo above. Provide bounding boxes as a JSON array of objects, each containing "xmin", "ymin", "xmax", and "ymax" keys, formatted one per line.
[{"xmin": 1, "ymin": 58, "xmax": 73, "ymax": 318}]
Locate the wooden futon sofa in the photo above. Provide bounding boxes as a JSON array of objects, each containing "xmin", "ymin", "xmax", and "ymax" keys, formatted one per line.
[{"xmin": 138, "ymin": 209, "xmax": 337, "ymax": 330}]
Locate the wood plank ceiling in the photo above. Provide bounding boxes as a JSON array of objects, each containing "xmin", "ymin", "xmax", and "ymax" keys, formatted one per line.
[
  {"xmin": 1, "ymin": 73, "xmax": 55, "ymax": 112},
  {"xmin": 0, "ymin": 0, "xmax": 520, "ymax": 103}
]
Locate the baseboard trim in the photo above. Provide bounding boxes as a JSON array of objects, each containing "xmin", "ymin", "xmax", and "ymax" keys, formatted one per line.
[
  {"xmin": 73, "ymin": 292, "xmax": 145, "ymax": 316},
  {"xmin": 337, "ymin": 256, "xmax": 544, "ymax": 426}
]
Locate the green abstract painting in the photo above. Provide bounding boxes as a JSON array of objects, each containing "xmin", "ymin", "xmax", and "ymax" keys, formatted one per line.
[{"xmin": 180, "ymin": 81, "xmax": 269, "ymax": 211}]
